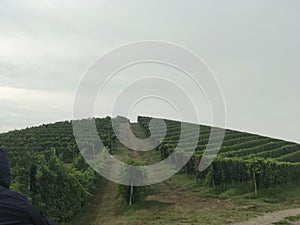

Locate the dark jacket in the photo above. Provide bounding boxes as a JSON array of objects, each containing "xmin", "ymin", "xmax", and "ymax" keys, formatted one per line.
[{"xmin": 0, "ymin": 148, "xmax": 57, "ymax": 225}]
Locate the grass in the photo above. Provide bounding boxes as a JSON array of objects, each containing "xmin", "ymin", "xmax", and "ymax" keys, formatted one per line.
[
  {"xmin": 273, "ymin": 221, "xmax": 291, "ymax": 225},
  {"xmin": 65, "ymin": 164, "xmax": 300, "ymax": 224},
  {"xmin": 286, "ymin": 214, "xmax": 300, "ymax": 221},
  {"xmin": 148, "ymin": 174, "xmax": 300, "ymax": 224},
  {"xmin": 63, "ymin": 172, "xmax": 300, "ymax": 225},
  {"xmin": 76, "ymin": 173, "xmax": 300, "ymax": 225},
  {"xmin": 274, "ymin": 214, "xmax": 300, "ymax": 225}
]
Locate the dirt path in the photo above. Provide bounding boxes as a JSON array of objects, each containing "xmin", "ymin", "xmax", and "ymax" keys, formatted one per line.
[
  {"xmin": 147, "ymin": 177, "xmax": 233, "ymax": 211},
  {"xmin": 86, "ymin": 122, "xmax": 158, "ymax": 225},
  {"xmin": 89, "ymin": 123, "xmax": 147, "ymax": 224},
  {"xmin": 113, "ymin": 122, "xmax": 161, "ymax": 164},
  {"xmin": 231, "ymin": 208, "xmax": 300, "ymax": 225},
  {"xmin": 67, "ymin": 175, "xmax": 117, "ymax": 225},
  {"xmin": 91, "ymin": 179, "xmax": 117, "ymax": 224}
]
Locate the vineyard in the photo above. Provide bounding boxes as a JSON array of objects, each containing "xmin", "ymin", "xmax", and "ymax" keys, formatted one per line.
[
  {"xmin": 0, "ymin": 116, "xmax": 300, "ymax": 223},
  {"xmin": 0, "ymin": 117, "xmax": 115, "ymax": 223},
  {"xmin": 138, "ymin": 116, "xmax": 300, "ymax": 193}
]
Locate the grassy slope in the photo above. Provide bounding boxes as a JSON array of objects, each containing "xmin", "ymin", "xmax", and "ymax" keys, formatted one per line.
[{"xmin": 67, "ymin": 123, "xmax": 300, "ymax": 225}]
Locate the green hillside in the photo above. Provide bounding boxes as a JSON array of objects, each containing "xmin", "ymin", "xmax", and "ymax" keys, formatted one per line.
[
  {"xmin": 138, "ymin": 116, "xmax": 300, "ymax": 192},
  {"xmin": 1, "ymin": 116, "xmax": 300, "ymax": 224},
  {"xmin": 0, "ymin": 117, "xmax": 115, "ymax": 223}
]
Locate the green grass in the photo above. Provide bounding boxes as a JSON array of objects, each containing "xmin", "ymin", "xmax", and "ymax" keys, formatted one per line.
[
  {"xmin": 160, "ymin": 174, "xmax": 300, "ymax": 222},
  {"xmin": 93, "ymin": 174, "xmax": 300, "ymax": 225},
  {"xmin": 286, "ymin": 214, "xmax": 300, "ymax": 221},
  {"xmin": 273, "ymin": 221, "xmax": 291, "ymax": 225},
  {"xmin": 272, "ymin": 214, "xmax": 300, "ymax": 225},
  {"xmin": 66, "ymin": 172, "xmax": 300, "ymax": 225}
]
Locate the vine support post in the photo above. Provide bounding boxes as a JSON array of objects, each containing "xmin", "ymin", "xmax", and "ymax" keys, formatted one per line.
[
  {"xmin": 110, "ymin": 140, "xmax": 112, "ymax": 153},
  {"xmin": 129, "ymin": 176, "xmax": 134, "ymax": 206},
  {"xmin": 195, "ymin": 158, "xmax": 200, "ymax": 183},
  {"xmin": 252, "ymin": 170, "xmax": 258, "ymax": 196}
]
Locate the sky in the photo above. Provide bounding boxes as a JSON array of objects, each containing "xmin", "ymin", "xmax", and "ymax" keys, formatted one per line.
[{"xmin": 0, "ymin": 0, "xmax": 299, "ymax": 143}]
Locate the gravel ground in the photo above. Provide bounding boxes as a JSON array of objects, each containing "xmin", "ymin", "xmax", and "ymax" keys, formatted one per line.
[{"xmin": 231, "ymin": 208, "xmax": 300, "ymax": 225}]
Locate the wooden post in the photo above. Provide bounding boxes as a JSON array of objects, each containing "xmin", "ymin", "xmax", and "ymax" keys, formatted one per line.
[
  {"xmin": 195, "ymin": 158, "xmax": 200, "ymax": 182},
  {"xmin": 253, "ymin": 170, "xmax": 258, "ymax": 196},
  {"xmin": 129, "ymin": 179, "xmax": 133, "ymax": 206},
  {"xmin": 212, "ymin": 177, "xmax": 216, "ymax": 189},
  {"xmin": 185, "ymin": 162, "xmax": 188, "ymax": 175}
]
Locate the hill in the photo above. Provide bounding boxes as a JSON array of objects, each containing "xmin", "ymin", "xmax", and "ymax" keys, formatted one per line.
[
  {"xmin": 138, "ymin": 116, "xmax": 300, "ymax": 192},
  {"xmin": 0, "ymin": 116, "xmax": 300, "ymax": 224}
]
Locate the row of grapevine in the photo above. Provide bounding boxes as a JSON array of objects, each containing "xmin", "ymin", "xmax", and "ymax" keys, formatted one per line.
[
  {"xmin": 0, "ymin": 117, "xmax": 115, "ymax": 223},
  {"xmin": 209, "ymin": 157, "xmax": 300, "ymax": 190},
  {"xmin": 137, "ymin": 116, "xmax": 300, "ymax": 193}
]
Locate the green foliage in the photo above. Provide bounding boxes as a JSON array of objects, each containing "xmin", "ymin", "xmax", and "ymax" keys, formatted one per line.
[
  {"xmin": 72, "ymin": 154, "xmax": 90, "ymax": 171},
  {"xmin": 138, "ymin": 116, "xmax": 300, "ymax": 193},
  {"xmin": 0, "ymin": 117, "xmax": 114, "ymax": 223},
  {"xmin": 30, "ymin": 153, "xmax": 98, "ymax": 222}
]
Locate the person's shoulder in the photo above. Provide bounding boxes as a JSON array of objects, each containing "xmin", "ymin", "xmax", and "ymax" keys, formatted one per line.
[{"xmin": 0, "ymin": 186, "xmax": 30, "ymax": 202}]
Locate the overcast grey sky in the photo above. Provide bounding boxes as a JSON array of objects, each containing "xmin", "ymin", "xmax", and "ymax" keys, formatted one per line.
[{"xmin": 0, "ymin": 0, "xmax": 299, "ymax": 143}]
